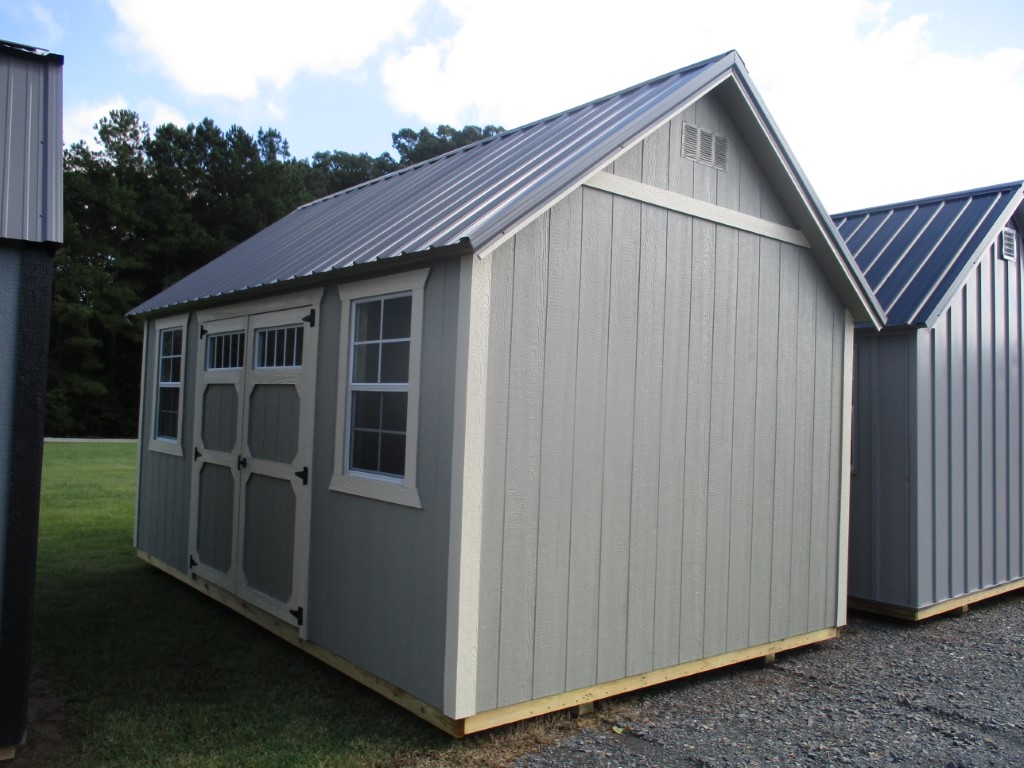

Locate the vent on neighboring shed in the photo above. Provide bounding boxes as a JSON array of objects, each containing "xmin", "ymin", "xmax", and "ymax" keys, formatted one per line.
[
  {"xmin": 682, "ymin": 123, "xmax": 728, "ymax": 171},
  {"xmin": 1001, "ymin": 227, "xmax": 1017, "ymax": 261}
]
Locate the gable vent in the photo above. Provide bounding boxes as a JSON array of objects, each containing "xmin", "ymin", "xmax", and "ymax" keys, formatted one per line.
[
  {"xmin": 682, "ymin": 122, "xmax": 728, "ymax": 171},
  {"xmin": 1002, "ymin": 227, "xmax": 1017, "ymax": 261}
]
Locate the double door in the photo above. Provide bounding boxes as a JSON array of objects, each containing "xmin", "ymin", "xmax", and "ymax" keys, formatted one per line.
[{"xmin": 188, "ymin": 300, "xmax": 318, "ymax": 631}]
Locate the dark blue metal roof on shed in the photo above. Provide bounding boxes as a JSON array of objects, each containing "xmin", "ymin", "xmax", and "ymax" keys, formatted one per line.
[
  {"xmin": 833, "ymin": 181, "xmax": 1024, "ymax": 327},
  {"xmin": 131, "ymin": 52, "xmax": 734, "ymax": 315},
  {"xmin": 131, "ymin": 50, "xmax": 881, "ymax": 325}
]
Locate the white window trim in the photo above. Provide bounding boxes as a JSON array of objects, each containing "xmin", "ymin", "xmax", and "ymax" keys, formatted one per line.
[
  {"xmin": 330, "ymin": 268, "xmax": 429, "ymax": 508},
  {"xmin": 147, "ymin": 313, "xmax": 188, "ymax": 457}
]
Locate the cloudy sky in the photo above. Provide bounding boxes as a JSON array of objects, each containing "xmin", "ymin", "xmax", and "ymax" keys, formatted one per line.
[{"xmin": 3, "ymin": 0, "xmax": 1024, "ymax": 212}]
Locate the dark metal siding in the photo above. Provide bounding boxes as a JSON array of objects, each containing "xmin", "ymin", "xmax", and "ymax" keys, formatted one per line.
[{"xmin": 0, "ymin": 42, "xmax": 63, "ymax": 244}]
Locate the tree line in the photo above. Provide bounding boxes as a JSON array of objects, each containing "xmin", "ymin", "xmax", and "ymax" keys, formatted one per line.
[{"xmin": 51, "ymin": 112, "xmax": 502, "ymax": 437}]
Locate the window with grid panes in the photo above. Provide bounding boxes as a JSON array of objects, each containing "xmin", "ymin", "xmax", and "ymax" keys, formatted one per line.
[
  {"xmin": 347, "ymin": 294, "xmax": 412, "ymax": 477},
  {"xmin": 155, "ymin": 327, "xmax": 183, "ymax": 439}
]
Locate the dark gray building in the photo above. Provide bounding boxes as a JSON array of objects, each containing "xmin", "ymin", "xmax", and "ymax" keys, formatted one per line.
[
  {"xmin": 131, "ymin": 51, "xmax": 881, "ymax": 735},
  {"xmin": 0, "ymin": 39, "xmax": 63, "ymax": 759},
  {"xmin": 834, "ymin": 181, "xmax": 1024, "ymax": 619}
]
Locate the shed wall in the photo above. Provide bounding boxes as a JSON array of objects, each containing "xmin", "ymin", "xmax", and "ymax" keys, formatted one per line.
[
  {"xmin": 135, "ymin": 318, "xmax": 195, "ymax": 572},
  {"xmin": 474, "ymin": 178, "xmax": 849, "ymax": 712},
  {"xmin": 0, "ymin": 50, "xmax": 62, "ymax": 243},
  {"xmin": 848, "ymin": 331, "xmax": 916, "ymax": 607},
  {"xmin": 913, "ymin": 234, "xmax": 1024, "ymax": 608},
  {"xmin": 306, "ymin": 259, "xmax": 462, "ymax": 710},
  {"xmin": 606, "ymin": 90, "xmax": 794, "ymax": 227}
]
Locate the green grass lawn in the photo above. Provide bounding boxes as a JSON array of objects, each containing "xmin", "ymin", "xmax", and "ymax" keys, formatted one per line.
[{"xmin": 31, "ymin": 442, "xmax": 577, "ymax": 767}]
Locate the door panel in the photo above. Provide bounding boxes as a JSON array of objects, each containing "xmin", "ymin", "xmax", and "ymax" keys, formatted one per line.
[
  {"xmin": 189, "ymin": 316, "xmax": 247, "ymax": 592},
  {"xmin": 188, "ymin": 302, "xmax": 317, "ymax": 632},
  {"xmin": 196, "ymin": 462, "xmax": 235, "ymax": 574}
]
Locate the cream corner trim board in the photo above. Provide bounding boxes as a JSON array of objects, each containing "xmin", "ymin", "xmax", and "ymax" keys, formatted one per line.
[{"xmin": 583, "ymin": 171, "xmax": 810, "ymax": 248}]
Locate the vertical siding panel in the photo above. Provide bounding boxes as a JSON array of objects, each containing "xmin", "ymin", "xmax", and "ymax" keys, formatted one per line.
[
  {"xmin": 770, "ymin": 246, "xmax": 798, "ymax": 639},
  {"xmin": 948, "ymin": 294, "xmax": 967, "ymax": 598},
  {"xmin": 824, "ymin": 308, "xmax": 845, "ymax": 625},
  {"xmin": 653, "ymin": 211, "xmax": 692, "ymax": 669},
  {"xmin": 788, "ymin": 251, "xmax": 816, "ymax": 635},
  {"xmin": 978, "ymin": 256, "xmax": 995, "ymax": 589},
  {"xmin": 680, "ymin": 218, "xmax": 715, "ymax": 660},
  {"xmin": 641, "ymin": 122, "xmax": 670, "ymax": 190},
  {"xmin": 965, "ymin": 269, "xmax": 981, "ymax": 593},
  {"xmin": 532, "ymin": 192, "xmax": 582, "ymax": 699},
  {"xmin": 626, "ymin": 202, "xmax": 666, "ymax": 676},
  {"xmin": 703, "ymin": 226, "xmax": 738, "ymax": 656},
  {"xmin": 613, "ymin": 143, "xmax": 643, "ymax": 182},
  {"xmin": 667, "ymin": 110, "xmax": 695, "ymax": 197},
  {"xmin": 915, "ymin": 330, "xmax": 934, "ymax": 607},
  {"xmin": 847, "ymin": 334, "xmax": 873, "ymax": 600},
  {"xmin": 726, "ymin": 232, "xmax": 759, "ymax": 650},
  {"xmin": 735, "ymin": 125, "xmax": 761, "ymax": 218},
  {"xmin": 748, "ymin": 239, "xmax": 779, "ymax": 641},
  {"xmin": 808, "ymin": 279, "xmax": 836, "ymax": 628},
  {"xmin": 993, "ymin": 252, "xmax": 1008, "ymax": 585},
  {"xmin": 497, "ymin": 215, "xmax": 549, "ymax": 707},
  {"xmin": 692, "ymin": 98, "xmax": 718, "ymax": 204},
  {"xmin": 715, "ymin": 109, "xmax": 740, "ymax": 212},
  {"xmin": 565, "ymin": 188, "xmax": 612, "ymax": 691},
  {"xmin": 475, "ymin": 239, "xmax": 515, "ymax": 711},
  {"xmin": 1009, "ymin": 254, "xmax": 1022, "ymax": 581},
  {"xmin": 931, "ymin": 323, "xmax": 950, "ymax": 605},
  {"xmin": 597, "ymin": 195, "xmax": 640, "ymax": 684}
]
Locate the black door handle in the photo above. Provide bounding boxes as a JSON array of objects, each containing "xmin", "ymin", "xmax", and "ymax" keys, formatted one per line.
[{"xmin": 238, "ymin": 455, "xmax": 247, "ymax": 469}]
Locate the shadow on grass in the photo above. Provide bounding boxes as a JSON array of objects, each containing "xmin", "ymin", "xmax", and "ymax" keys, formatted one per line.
[{"xmin": 33, "ymin": 554, "xmax": 460, "ymax": 767}]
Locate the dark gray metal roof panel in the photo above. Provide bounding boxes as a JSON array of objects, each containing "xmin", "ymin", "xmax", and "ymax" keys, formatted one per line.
[
  {"xmin": 832, "ymin": 181, "xmax": 1024, "ymax": 327},
  {"xmin": 130, "ymin": 52, "xmax": 734, "ymax": 316}
]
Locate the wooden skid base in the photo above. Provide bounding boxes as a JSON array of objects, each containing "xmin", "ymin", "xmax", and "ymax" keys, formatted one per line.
[
  {"xmin": 849, "ymin": 576, "xmax": 1024, "ymax": 621},
  {"xmin": 139, "ymin": 550, "xmax": 837, "ymax": 737}
]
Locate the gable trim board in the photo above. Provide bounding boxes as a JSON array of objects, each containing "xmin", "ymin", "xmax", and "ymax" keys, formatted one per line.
[
  {"xmin": 836, "ymin": 182, "xmax": 1024, "ymax": 619},
  {"xmin": 133, "ymin": 51, "xmax": 874, "ymax": 734}
]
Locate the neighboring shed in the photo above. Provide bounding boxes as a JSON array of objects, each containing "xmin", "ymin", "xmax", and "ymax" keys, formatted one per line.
[
  {"xmin": 131, "ymin": 50, "xmax": 881, "ymax": 735},
  {"xmin": 834, "ymin": 181, "xmax": 1024, "ymax": 620},
  {"xmin": 0, "ymin": 39, "xmax": 63, "ymax": 759}
]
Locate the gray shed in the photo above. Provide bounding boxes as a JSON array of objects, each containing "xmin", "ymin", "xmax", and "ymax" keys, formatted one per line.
[
  {"xmin": 0, "ymin": 39, "xmax": 62, "ymax": 758},
  {"xmin": 131, "ymin": 50, "xmax": 881, "ymax": 735},
  {"xmin": 834, "ymin": 181, "xmax": 1024, "ymax": 620}
]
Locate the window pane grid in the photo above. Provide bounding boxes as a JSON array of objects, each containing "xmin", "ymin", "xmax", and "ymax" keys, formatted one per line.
[
  {"xmin": 205, "ymin": 331, "xmax": 245, "ymax": 370},
  {"xmin": 255, "ymin": 325, "xmax": 304, "ymax": 368},
  {"xmin": 156, "ymin": 327, "xmax": 183, "ymax": 440},
  {"xmin": 347, "ymin": 294, "xmax": 411, "ymax": 478}
]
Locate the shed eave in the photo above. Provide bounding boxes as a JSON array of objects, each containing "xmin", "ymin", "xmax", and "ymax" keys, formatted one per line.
[{"xmin": 127, "ymin": 238, "xmax": 476, "ymax": 320}]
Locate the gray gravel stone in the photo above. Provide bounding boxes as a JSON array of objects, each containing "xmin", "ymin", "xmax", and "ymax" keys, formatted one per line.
[{"xmin": 516, "ymin": 593, "xmax": 1024, "ymax": 767}]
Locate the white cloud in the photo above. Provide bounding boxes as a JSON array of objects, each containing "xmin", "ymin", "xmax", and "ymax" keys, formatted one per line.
[
  {"xmin": 28, "ymin": 1, "xmax": 63, "ymax": 45},
  {"xmin": 379, "ymin": 0, "xmax": 1024, "ymax": 211},
  {"xmin": 108, "ymin": 0, "xmax": 426, "ymax": 99}
]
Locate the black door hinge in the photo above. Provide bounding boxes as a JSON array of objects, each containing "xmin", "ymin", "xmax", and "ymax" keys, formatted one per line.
[
  {"xmin": 302, "ymin": 309, "xmax": 316, "ymax": 327},
  {"xmin": 294, "ymin": 466, "xmax": 309, "ymax": 485},
  {"xmin": 238, "ymin": 455, "xmax": 247, "ymax": 469},
  {"xmin": 189, "ymin": 554, "xmax": 197, "ymax": 569},
  {"xmin": 200, "ymin": 325, "xmax": 207, "ymax": 338},
  {"xmin": 290, "ymin": 606, "xmax": 304, "ymax": 626},
  {"xmin": 194, "ymin": 447, "xmax": 201, "ymax": 461}
]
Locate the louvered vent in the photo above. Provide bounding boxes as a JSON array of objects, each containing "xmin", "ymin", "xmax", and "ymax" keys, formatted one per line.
[
  {"xmin": 1002, "ymin": 227, "xmax": 1017, "ymax": 261},
  {"xmin": 682, "ymin": 123, "xmax": 728, "ymax": 171}
]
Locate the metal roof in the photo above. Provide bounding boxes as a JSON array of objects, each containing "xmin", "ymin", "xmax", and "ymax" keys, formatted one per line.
[
  {"xmin": 131, "ymin": 50, "xmax": 880, "ymax": 325},
  {"xmin": 832, "ymin": 181, "xmax": 1024, "ymax": 327}
]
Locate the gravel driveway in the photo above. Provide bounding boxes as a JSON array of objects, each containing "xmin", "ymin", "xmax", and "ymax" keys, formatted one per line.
[{"xmin": 516, "ymin": 592, "xmax": 1024, "ymax": 767}]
